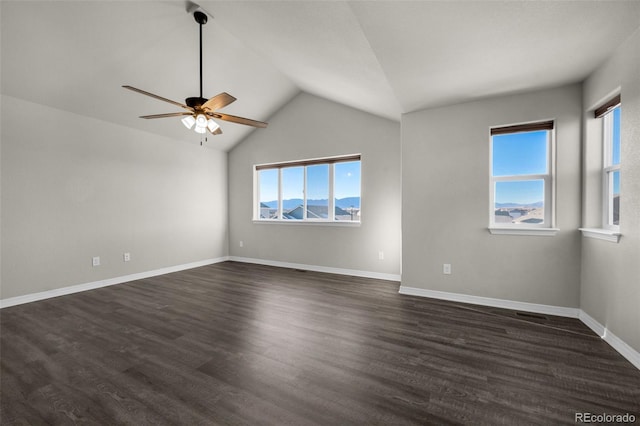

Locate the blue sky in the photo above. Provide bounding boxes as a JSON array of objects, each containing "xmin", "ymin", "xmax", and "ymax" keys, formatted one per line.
[
  {"xmin": 306, "ymin": 164, "xmax": 329, "ymax": 200},
  {"xmin": 492, "ymin": 130, "xmax": 547, "ymax": 205},
  {"xmin": 612, "ymin": 107, "xmax": 621, "ymax": 166},
  {"xmin": 334, "ymin": 162, "xmax": 361, "ymax": 199},
  {"xmin": 611, "ymin": 106, "xmax": 621, "ymax": 196},
  {"xmin": 258, "ymin": 168, "xmax": 278, "ymax": 202},
  {"xmin": 492, "ymin": 130, "xmax": 548, "ymax": 177},
  {"xmin": 259, "ymin": 161, "xmax": 361, "ymax": 203}
]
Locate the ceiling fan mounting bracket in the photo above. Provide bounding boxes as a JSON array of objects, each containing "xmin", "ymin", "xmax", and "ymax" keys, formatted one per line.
[{"xmin": 193, "ymin": 10, "xmax": 207, "ymax": 25}]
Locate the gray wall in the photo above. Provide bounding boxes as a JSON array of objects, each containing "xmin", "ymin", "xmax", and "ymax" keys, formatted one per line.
[
  {"xmin": 228, "ymin": 93, "xmax": 401, "ymax": 277},
  {"xmin": 401, "ymin": 85, "xmax": 583, "ymax": 307},
  {"xmin": 1, "ymin": 95, "xmax": 228, "ymax": 300},
  {"xmin": 581, "ymin": 29, "xmax": 640, "ymax": 352}
]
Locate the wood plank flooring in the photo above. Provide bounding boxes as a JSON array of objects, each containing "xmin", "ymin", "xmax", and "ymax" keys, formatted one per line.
[{"xmin": 1, "ymin": 261, "xmax": 639, "ymax": 425}]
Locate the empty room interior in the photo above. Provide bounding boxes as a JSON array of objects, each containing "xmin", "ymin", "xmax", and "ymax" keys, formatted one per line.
[{"xmin": 1, "ymin": 1, "xmax": 640, "ymax": 424}]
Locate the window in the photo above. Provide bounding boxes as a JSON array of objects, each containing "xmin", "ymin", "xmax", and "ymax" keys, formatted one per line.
[
  {"xmin": 489, "ymin": 121, "xmax": 554, "ymax": 229},
  {"xmin": 255, "ymin": 155, "xmax": 361, "ymax": 223},
  {"xmin": 597, "ymin": 96, "xmax": 621, "ymax": 230}
]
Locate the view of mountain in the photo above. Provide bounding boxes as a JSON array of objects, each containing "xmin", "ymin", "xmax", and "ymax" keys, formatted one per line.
[
  {"xmin": 263, "ymin": 197, "xmax": 360, "ymax": 210},
  {"xmin": 335, "ymin": 197, "xmax": 360, "ymax": 209},
  {"xmin": 495, "ymin": 201, "xmax": 543, "ymax": 209}
]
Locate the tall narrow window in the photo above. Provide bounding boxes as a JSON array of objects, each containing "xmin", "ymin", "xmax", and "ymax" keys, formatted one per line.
[
  {"xmin": 597, "ymin": 96, "xmax": 621, "ymax": 230},
  {"xmin": 490, "ymin": 121, "xmax": 554, "ymax": 228},
  {"xmin": 255, "ymin": 155, "xmax": 361, "ymax": 223}
]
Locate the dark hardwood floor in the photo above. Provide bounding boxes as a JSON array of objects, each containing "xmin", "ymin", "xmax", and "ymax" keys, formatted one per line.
[{"xmin": 1, "ymin": 261, "xmax": 639, "ymax": 425}]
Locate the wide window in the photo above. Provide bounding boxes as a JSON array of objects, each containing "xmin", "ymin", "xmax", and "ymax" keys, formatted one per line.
[
  {"xmin": 490, "ymin": 121, "xmax": 554, "ymax": 229},
  {"xmin": 255, "ymin": 155, "xmax": 361, "ymax": 222},
  {"xmin": 597, "ymin": 96, "xmax": 621, "ymax": 230}
]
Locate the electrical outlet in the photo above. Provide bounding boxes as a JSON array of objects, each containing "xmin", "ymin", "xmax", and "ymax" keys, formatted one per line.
[
  {"xmin": 239, "ymin": 241, "xmax": 244, "ymax": 248},
  {"xmin": 378, "ymin": 251, "xmax": 384, "ymax": 260},
  {"xmin": 123, "ymin": 252, "xmax": 131, "ymax": 262},
  {"xmin": 92, "ymin": 256, "xmax": 100, "ymax": 267},
  {"xmin": 443, "ymin": 263, "xmax": 452, "ymax": 275}
]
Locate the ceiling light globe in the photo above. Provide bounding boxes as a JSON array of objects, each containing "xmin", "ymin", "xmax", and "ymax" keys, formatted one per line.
[
  {"xmin": 207, "ymin": 119, "xmax": 220, "ymax": 133},
  {"xmin": 195, "ymin": 114, "xmax": 207, "ymax": 128},
  {"xmin": 181, "ymin": 115, "xmax": 196, "ymax": 129},
  {"xmin": 194, "ymin": 126, "xmax": 206, "ymax": 134}
]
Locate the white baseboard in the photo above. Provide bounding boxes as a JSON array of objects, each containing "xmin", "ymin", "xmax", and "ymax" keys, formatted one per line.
[
  {"xmin": 229, "ymin": 256, "xmax": 401, "ymax": 282},
  {"xmin": 400, "ymin": 285, "xmax": 640, "ymax": 370},
  {"xmin": 579, "ymin": 310, "xmax": 640, "ymax": 370},
  {"xmin": 398, "ymin": 285, "xmax": 580, "ymax": 318},
  {"xmin": 0, "ymin": 257, "xmax": 230, "ymax": 309},
  {"xmin": 603, "ymin": 330, "xmax": 640, "ymax": 370},
  {"xmin": 578, "ymin": 310, "xmax": 606, "ymax": 337}
]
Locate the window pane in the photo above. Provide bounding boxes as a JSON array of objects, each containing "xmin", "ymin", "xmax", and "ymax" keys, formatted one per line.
[
  {"xmin": 611, "ymin": 170, "xmax": 620, "ymax": 226},
  {"xmin": 492, "ymin": 130, "xmax": 548, "ymax": 176},
  {"xmin": 306, "ymin": 164, "xmax": 329, "ymax": 219},
  {"xmin": 282, "ymin": 166, "xmax": 304, "ymax": 220},
  {"xmin": 494, "ymin": 180, "xmax": 544, "ymax": 224},
  {"xmin": 334, "ymin": 161, "xmax": 361, "ymax": 221},
  {"xmin": 258, "ymin": 169, "xmax": 278, "ymax": 219},
  {"xmin": 612, "ymin": 106, "xmax": 621, "ymax": 165},
  {"xmin": 604, "ymin": 106, "xmax": 620, "ymax": 228}
]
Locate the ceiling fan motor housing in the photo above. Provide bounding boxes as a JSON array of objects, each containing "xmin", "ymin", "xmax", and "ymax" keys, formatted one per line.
[{"xmin": 185, "ymin": 97, "xmax": 208, "ymax": 108}]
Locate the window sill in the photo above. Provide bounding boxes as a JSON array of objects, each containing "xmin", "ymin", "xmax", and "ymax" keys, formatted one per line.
[
  {"xmin": 253, "ymin": 220, "xmax": 361, "ymax": 227},
  {"xmin": 579, "ymin": 228, "xmax": 621, "ymax": 243},
  {"xmin": 488, "ymin": 227, "xmax": 559, "ymax": 236}
]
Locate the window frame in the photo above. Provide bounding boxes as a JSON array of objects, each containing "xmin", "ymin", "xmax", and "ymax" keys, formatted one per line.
[
  {"xmin": 488, "ymin": 121, "xmax": 556, "ymax": 232},
  {"xmin": 601, "ymin": 103, "xmax": 620, "ymax": 231},
  {"xmin": 254, "ymin": 154, "xmax": 361, "ymax": 224}
]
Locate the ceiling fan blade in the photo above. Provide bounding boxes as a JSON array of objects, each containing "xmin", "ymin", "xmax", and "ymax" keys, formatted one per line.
[
  {"xmin": 211, "ymin": 112, "xmax": 268, "ymax": 128},
  {"xmin": 210, "ymin": 127, "xmax": 223, "ymax": 135},
  {"xmin": 123, "ymin": 85, "xmax": 192, "ymax": 110},
  {"xmin": 201, "ymin": 92, "xmax": 237, "ymax": 112},
  {"xmin": 139, "ymin": 112, "xmax": 194, "ymax": 119}
]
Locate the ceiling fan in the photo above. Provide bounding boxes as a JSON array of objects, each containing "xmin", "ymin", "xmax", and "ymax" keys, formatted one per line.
[{"xmin": 123, "ymin": 8, "xmax": 267, "ymax": 136}]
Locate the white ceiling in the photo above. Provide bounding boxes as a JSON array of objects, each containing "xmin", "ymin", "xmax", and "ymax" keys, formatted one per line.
[{"xmin": 2, "ymin": 1, "xmax": 640, "ymax": 151}]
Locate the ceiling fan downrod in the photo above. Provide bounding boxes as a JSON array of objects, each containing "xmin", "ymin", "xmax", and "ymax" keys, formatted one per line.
[{"xmin": 186, "ymin": 10, "xmax": 208, "ymax": 108}]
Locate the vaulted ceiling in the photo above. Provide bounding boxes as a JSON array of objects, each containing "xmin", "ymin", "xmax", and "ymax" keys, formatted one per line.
[{"xmin": 2, "ymin": 1, "xmax": 639, "ymax": 151}]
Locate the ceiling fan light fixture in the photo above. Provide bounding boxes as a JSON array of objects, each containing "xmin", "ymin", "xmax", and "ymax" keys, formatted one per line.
[
  {"xmin": 181, "ymin": 115, "xmax": 196, "ymax": 129},
  {"xmin": 207, "ymin": 119, "xmax": 220, "ymax": 133},
  {"xmin": 195, "ymin": 113, "xmax": 207, "ymax": 129},
  {"xmin": 123, "ymin": 6, "xmax": 267, "ymax": 138}
]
